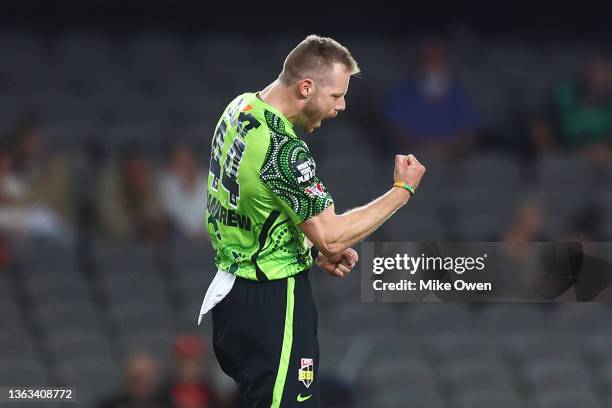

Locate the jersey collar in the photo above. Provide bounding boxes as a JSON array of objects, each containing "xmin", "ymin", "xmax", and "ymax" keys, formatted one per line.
[{"xmin": 254, "ymin": 92, "xmax": 296, "ymax": 132}]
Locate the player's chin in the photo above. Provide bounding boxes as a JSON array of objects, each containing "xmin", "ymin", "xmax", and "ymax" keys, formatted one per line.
[
  {"xmin": 306, "ymin": 123, "xmax": 320, "ymax": 133},
  {"xmin": 312, "ymin": 120, "xmax": 324, "ymax": 132}
]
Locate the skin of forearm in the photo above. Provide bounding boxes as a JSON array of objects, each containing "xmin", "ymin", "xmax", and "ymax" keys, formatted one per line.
[{"xmin": 321, "ymin": 187, "xmax": 410, "ymax": 257}]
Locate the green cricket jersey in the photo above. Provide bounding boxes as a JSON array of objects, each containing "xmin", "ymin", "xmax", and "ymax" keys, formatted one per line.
[{"xmin": 205, "ymin": 92, "xmax": 333, "ymax": 281}]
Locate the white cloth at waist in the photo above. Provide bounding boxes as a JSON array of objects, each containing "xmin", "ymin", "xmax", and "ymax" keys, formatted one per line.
[{"xmin": 197, "ymin": 269, "xmax": 236, "ymax": 325}]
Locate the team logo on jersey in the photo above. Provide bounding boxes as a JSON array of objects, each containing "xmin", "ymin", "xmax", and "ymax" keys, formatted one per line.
[
  {"xmin": 293, "ymin": 158, "xmax": 315, "ymax": 184},
  {"xmin": 298, "ymin": 358, "xmax": 314, "ymax": 388},
  {"xmin": 304, "ymin": 182, "xmax": 326, "ymax": 198}
]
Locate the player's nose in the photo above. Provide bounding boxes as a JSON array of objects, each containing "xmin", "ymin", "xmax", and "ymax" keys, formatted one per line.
[{"xmin": 335, "ymin": 97, "xmax": 346, "ymax": 112}]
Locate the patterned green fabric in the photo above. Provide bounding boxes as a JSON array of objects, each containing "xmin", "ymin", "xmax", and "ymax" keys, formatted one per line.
[
  {"xmin": 205, "ymin": 93, "xmax": 333, "ymax": 281},
  {"xmin": 260, "ymin": 110, "xmax": 334, "ymax": 225}
]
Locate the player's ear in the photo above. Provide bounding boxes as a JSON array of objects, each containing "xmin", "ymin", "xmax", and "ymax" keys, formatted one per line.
[{"xmin": 298, "ymin": 78, "xmax": 315, "ymax": 99}]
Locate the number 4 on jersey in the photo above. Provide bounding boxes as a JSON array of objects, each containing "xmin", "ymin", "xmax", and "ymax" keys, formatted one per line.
[{"xmin": 209, "ymin": 111, "xmax": 261, "ymax": 208}]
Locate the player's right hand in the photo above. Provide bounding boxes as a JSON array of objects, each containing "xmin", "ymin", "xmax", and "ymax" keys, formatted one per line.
[
  {"xmin": 393, "ymin": 154, "xmax": 426, "ymax": 189},
  {"xmin": 315, "ymin": 248, "xmax": 358, "ymax": 278}
]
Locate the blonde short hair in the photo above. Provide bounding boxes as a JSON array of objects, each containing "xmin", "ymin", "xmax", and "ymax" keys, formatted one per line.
[{"xmin": 279, "ymin": 35, "xmax": 360, "ymax": 85}]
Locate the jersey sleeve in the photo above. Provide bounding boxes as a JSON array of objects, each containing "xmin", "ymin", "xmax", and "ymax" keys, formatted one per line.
[{"xmin": 260, "ymin": 134, "xmax": 334, "ymax": 225}]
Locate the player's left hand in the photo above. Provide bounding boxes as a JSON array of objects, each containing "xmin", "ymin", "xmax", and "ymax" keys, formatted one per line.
[{"xmin": 315, "ymin": 248, "xmax": 359, "ymax": 278}]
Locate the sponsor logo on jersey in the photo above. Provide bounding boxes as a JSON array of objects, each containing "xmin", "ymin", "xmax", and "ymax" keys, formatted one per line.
[
  {"xmin": 298, "ymin": 358, "xmax": 314, "ymax": 388},
  {"xmin": 304, "ymin": 182, "xmax": 326, "ymax": 198},
  {"xmin": 294, "ymin": 158, "xmax": 315, "ymax": 184}
]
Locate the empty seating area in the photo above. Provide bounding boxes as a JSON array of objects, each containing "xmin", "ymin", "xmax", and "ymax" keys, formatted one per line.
[{"xmin": 2, "ymin": 238, "xmax": 612, "ymax": 406}]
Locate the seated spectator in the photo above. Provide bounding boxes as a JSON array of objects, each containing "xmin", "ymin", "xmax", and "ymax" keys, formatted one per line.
[
  {"xmin": 98, "ymin": 352, "xmax": 173, "ymax": 408},
  {"xmin": 0, "ymin": 142, "xmax": 72, "ymax": 242},
  {"xmin": 166, "ymin": 334, "xmax": 215, "ymax": 408},
  {"xmin": 159, "ymin": 144, "xmax": 208, "ymax": 239},
  {"xmin": 9, "ymin": 122, "xmax": 75, "ymax": 224},
  {"xmin": 97, "ymin": 143, "xmax": 169, "ymax": 241},
  {"xmin": 530, "ymin": 56, "xmax": 612, "ymax": 162},
  {"xmin": 383, "ymin": 37, "xmax": 481, "ymax": 159}
]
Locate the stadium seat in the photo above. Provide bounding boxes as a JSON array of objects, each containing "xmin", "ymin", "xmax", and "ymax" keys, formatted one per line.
[
  {"xmin": 0, "ymin": 360, "xmax": 48, "ymax": 386},
  {"xmin": 399, "ymin": 304, "xmax": 474, "ymax": 335},
  {"xmin": 0, "ymin": 33, "xmax": 58, "ymax": 94},
  {"xmin": 452, "ymin": 212, "xmax": 508, "ymax": 240},
  {"xmin": 363, "ymin": 358, "xmax": 439, "ymax": 395},
  {"xmin": 371, "ymin": 390, "xmax": 447, "ymax": 408},
  {"xmin": 45, "ymin": 330, "xmax": 117, "ymax": 366},
  {"xmin": 477, "ymin": 303, "xmax": 549, "ymax": 334},
  {"xmin": 520, "ymin": 357, "xmax": 594, "ymax": 395},
  {"xmin": 92, "ymin": 239, "xmax": 158, "ymax": 273},
  {"xmin": 550, "ymin": 304, "xmax": 612, "ymax": 334},
  {"xmin": 531, "ymin": 390, "xmax": 603, "ymax": 408},
  {"xmin": 32, "ymin": 299, "xmax": 102, "ymax": 335},
  {"xmin": 107, "ymin": 300, "xmax": 175, "ymax": 336},
  {"xmin": 359, "ymin": 333, "xmax": 421, "ymax": 367},
  {"xmin": 592, "ymin": 359, "xmax": 612, "ymax": 396},
  {"xmin": 582, "ymin": 335, "xmax": 612, "ymax": 368},
  {"xmin": 424, "ymin": 333, "xmax": 499, "ymax": 366},
  {"xmin": 387, "ymin": 210, "xmax": 448, "ymax": 241},
  {"xmin": 460, "ymin": 153, "xmax": 522, "ymax": 187},
  {"xmin": 39, "ymin": 121, "xmax": 100, "ymax": 153},
  {"xmin": 170, "ymin": 238, "xmax": 217, "ymax": 270},
  {"xmin": 0, "ymin": 332, "xmax": 38, "ymax": 361},
  {"xmin": 13, "ymin": 238, "xmax": 78, "ymax": 275},
  {"xmin": 323, "ymin": 303, "xmax": 400, "ymax": 337},
  {"xmin": 453, "ymin": 389, "xmax": 524, "ymax": 408},
  {"xmin": 536, "ymin": 154, "xmax": 598, "ymax": 238},
  {"xmin": 116, "ymin": 330, "xmax": 175, "ymax": 369},
  {"xmin": 53, "ymin": 32, "xmax": 126, "ymax": 93},
  {"xmin": 191, "ymin": 34, "xmax": 267, "ymax": 93},
  {"xmin": 499, "ymin": 333, "xmax": 578, "ymax": 365},
  {"xmin": 174, "ymin": 269, "xmax": 214, "ymax": 306},
  {"xmin": 98, "ymin": 269, "xmax": 168, "ymax": 304},
  {"xmin": 53, "ymin": 360, "xmax": 122, "ymax": 408},
  {"xmin": 23, "ymin": 273, "xmax": 91, "ymax": 305},
  {"xmin": 439, "ymin": 359, "xmax": 517, "ymax": 398}
]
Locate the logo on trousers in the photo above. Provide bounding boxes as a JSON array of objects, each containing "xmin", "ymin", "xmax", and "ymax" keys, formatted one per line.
[{"xmin": 298, "ymin": 358, "xmax": 314, "ymax": 388}]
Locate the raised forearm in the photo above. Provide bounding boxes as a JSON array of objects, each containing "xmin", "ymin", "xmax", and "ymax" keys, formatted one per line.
[
  {"xmin": 321, "ymin": 187, "xmax": 410, "ymax": 256},
  {"xmin": 301, "ymin": 154, "xmax": 426, "ymax": 259}
]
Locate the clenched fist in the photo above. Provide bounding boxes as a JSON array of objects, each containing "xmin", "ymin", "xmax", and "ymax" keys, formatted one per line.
[
  {"xmin": 315, "ymin": 248, "xmax": 359, "ymax": 278},
  {"xmin": 393, "ymin": 154, "xmax": 426, "ymax": 190}
]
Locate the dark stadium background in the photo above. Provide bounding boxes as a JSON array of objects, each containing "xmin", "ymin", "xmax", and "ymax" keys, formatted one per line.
[{"xmin": 1, "ymin": 1, "xmax": 612, "ymax": 407}]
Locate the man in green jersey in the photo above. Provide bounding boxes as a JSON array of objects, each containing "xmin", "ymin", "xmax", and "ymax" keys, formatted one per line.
[{"xmin": 199, "ymin": 35, "xmax": 426, "ymax": 407}]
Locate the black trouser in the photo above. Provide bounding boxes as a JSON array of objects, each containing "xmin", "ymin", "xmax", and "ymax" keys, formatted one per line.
[{"xmin": 212, "ymin": 270, "xmax": 321, "ymax": 408}]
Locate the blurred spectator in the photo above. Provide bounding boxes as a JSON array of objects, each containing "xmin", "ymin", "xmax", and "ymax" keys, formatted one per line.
[
  {"xmin": 0, "ymin": 145, "xmax": 28, "ymax": 205},
  {"xmin": 502, "ymin": 196, "xmax": 546, "ymax": 242},
  {"xmin": 166, "ymin": 334, "xmax": 215, "ymax": 408},
  {"xmin": 159, "ymin": 144, "xmax": 208, "ymax": 239},
  {"xmin": 531, "ymin": 56, "xmax": 612, "ymax": 162},
  {"xmin": 0, "ymin": 141, "xmax": 72, "ymax": 242},
  {"xmin": 99, "ymin": 352, "xmax": 174, "ymax": 408},
  {"xmin": 9, "ymin": 123, "xmax": 75, "ymax": 223},
  {"xmin": 383, "ymin": 37, "xmax": 481, "ymax": 159},
  {"xmin": 97, "ymin": 143, "xmax": 169, "ymax": 241}
]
